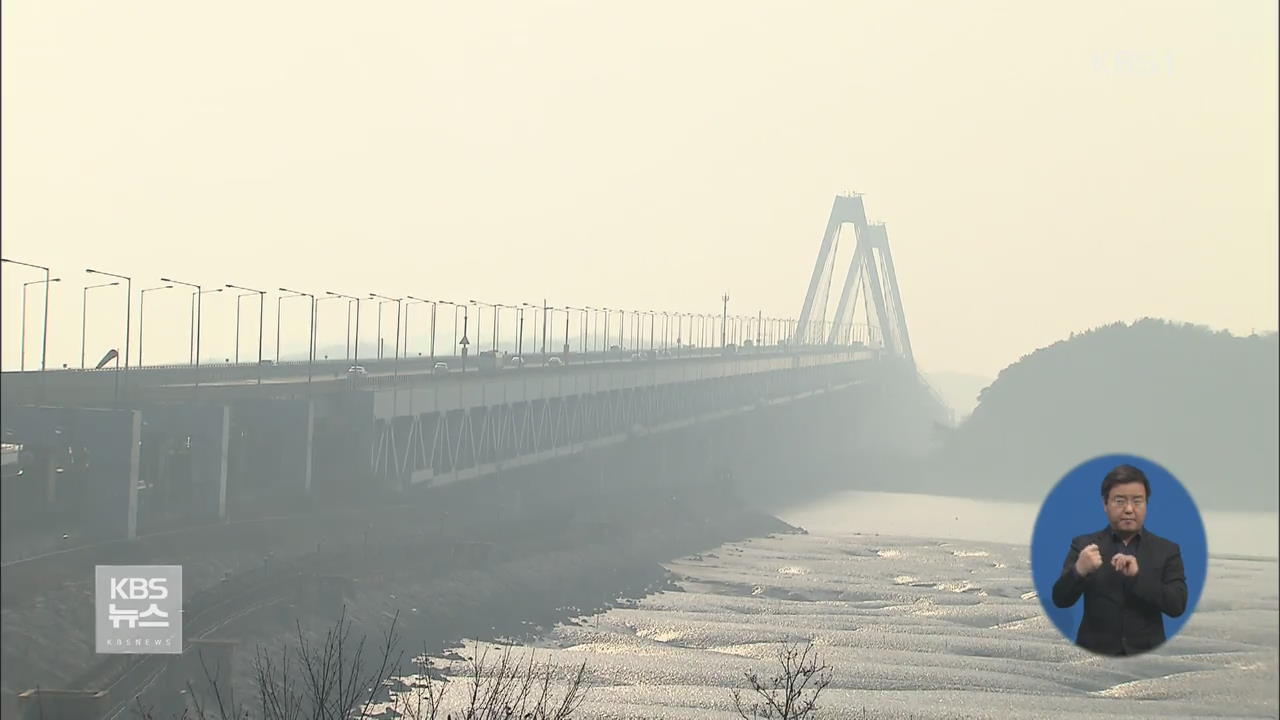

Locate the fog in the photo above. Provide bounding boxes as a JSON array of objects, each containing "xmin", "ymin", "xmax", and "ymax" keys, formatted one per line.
[
  {"xmin": 2, "ymin": 1, "xmax": 1277, "ymax": 718},
  {"xmin": 2, "ymin": 1, "xmax": 1276, "ymax": 377}
]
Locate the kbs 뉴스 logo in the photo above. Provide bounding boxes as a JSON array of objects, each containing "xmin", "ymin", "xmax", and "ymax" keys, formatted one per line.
[{"xmin": 95, "ymin": 565, "xmax": 182, "ymax": 654}]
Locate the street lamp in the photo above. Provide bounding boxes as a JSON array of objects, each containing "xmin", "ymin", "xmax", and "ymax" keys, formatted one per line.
[
  {"xmin": 409, "ymin": 296, "xmax": 440, "ymax": 361},
  {"xmin": 326, "ymin": 292, "xmax": 360, "ymax": 363},
  {"xmin": 438, "ymin": 300, "xmax": 462, "ymax": 358},
  {"xmin": 469, "ymin": 300, "xmax": 499, "ymax": 353},
  {"xmin": 276, "ymin": 291, "xmax": 305, "ymax": 363},
  {"xmin": 18, "ymin": 274, "xmax": 59, "ymax": 368},
  {"xmin": 562, "ymin": 305, "xmax": 586, "ymax": 354},
  {"xmin": 4, "ymin": 257, "xmax": 53, "ymax": 371},
  {"xmin": 82, "ymin": 281, "xmax": 120, "ymax": 369},
  {"xmin": 227, "ymin": 284, "xmax": 267, "ymax": 374},
  {"xmin": 439, "ymin": 300, "xmax": 469, "ymax": 370},
  {"xmin": 370, "ymin": 293, "xmax": 402, "ymax": 381},
  {"xmin": 599, "ymin": 307, "xmax": 611, "ymax": 355},
  {"xmin": 584, "ymin": 306, "xmax": 598, "ymax": 354},
  {"xmin": 514, "ymin": 305, "xmax": 526, "ymax": 356},
  {"xmin": 230, "ymin": 291, "xmax": 257, "ymax": 363},
  {"xmin": 543, "ymin": 305, "xmax": 560, "ymax": 356},
  {"xmin": 86, "ymin": 268, "xmax": 133, "ymax": 368},
  {"xmin": 404, "ymin": 296, "xmax": 431, "ymax": 358},
  {"xmin": 138, "ymin": 285, "xmax": 174, "ymax": 366},
  {"xmin": 500, "ymin": 303, "xmax": 521, "ymax": 355},
  {"xmin": 720, "ymin": 293, "xmax": 730, "ymax": 348},
  {"xmin": 585, "ymin": 306, "xmax": 598, "ymax": 354},
  {"xmin": 540, "ymin": 300, "xmax": 550, "ymax": 355},
  {"xmin": 281, "ymin": 287, "xmax": 317, "ymax": 383},
  {"xmin": 522, "ymin": 303, "xmax": 538, "ymax": 357},
  {"xmin": 186, "ymin": 288, "xmax": 223, "ymax": 363},
  {"xmin": 373, "ymin": 295, "xmax": 394, "ymax": 356},
  {"xmin": 161, "ymin": 278, "xmax": 208, "ymax": 375},
  {"xmin": 314, "ymin": 294, "xmax": 344, "ymax": 365},
  {"xmin": 561, "ymin": 305, "xmax": 576, "ymax": 355}
]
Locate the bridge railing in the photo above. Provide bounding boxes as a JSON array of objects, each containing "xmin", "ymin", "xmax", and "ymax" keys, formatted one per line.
[
  {"xmin": 4, "ymin": 341, "xmax": 869, "ymax": 380},
  {"xmin": 0, "ymin": 342, "xmax": 889, "ymax": 406}
]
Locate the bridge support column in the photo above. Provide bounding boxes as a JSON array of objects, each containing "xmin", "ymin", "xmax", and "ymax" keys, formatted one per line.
[
  {"xmin": 2, "ymin": 406, "xmax": 144, "ymax": 541},
  {"xmin": 141, "ymin": 404, "xmax": 230, "ymax": 523},
  {"xmin": 190, "ymin": 405, "xmax": 230, "ymax": 521},
  {"xmin": 269, "ymin": 399, "xmax": 315, "ymax": 498}
]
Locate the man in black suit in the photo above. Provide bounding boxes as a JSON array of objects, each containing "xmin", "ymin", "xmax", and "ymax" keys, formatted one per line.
[{"xmin": 1051, "ymin": 464, "xmax": 1188, "ymax": 655}]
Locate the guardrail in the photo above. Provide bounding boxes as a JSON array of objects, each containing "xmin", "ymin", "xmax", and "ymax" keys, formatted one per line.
[
  {"xmin": 0, "ymin": 343, "xmax": 891, "ymax": 407},
  {"xmin": 2, "ymin": 342, "xmax": 881, "ymax": 383}
]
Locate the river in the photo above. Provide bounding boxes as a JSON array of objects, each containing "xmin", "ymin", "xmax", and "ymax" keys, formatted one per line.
[{"xmin": 393, "ymin": 491, "xmax": 1279, "ymax": 718}]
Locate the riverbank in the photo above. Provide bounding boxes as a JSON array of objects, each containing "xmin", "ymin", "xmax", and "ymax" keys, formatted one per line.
[{"xmin": 143, "ymin": 485, "xmax": 804, "ymax": 715}]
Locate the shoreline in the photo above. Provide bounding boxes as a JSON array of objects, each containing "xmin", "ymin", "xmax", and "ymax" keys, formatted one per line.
[{"xmin": 152, "ymin": 491, "xmax": 805, "ymax": 713}]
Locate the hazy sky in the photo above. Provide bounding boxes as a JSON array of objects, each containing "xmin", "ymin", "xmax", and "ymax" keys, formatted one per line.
[{"xmin": 2, "ymin": 0, "xmax": 1276, "ymax": 377}]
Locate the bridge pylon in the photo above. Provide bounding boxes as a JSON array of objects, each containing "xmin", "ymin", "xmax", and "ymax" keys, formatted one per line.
[{"xmin": 793, "ymin": 194, "xmax": 914, "ymax": 366}]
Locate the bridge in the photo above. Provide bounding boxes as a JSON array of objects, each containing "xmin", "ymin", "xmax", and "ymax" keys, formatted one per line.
[{"xmin": 0, "ymin": 194, "xmax": 947, "ymax": 717}]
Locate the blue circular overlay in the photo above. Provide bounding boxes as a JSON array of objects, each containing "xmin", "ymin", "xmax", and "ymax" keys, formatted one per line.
[{"xmin": 1030, "ymin": 453, "xmax": 1208, "ymax": 650}]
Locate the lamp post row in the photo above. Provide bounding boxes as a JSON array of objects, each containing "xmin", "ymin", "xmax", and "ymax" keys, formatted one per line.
[{"xmin": 4, "ymin": 259, "xmax": 814, "ymax": 371}]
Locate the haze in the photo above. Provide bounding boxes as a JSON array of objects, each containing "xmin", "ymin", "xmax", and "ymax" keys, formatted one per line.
[{"xmin": 2, "ymin": 0, "xmax": 1276, "ymax": 377}]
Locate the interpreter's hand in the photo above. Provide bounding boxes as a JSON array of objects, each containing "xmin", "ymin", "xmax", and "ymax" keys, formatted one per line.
[
  {"xmin": 1112, "ymin": 553, "xmax": 1139, "ymax": 577},
  {"xmin": 1075, "ymin": 543, "xmax": 1103, "ymax": 576}
]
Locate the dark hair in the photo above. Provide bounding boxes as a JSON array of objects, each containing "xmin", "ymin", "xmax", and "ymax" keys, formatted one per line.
[{"xmin": 1101, "ymin": 464, "xmax": 1150, "ymax": 501}]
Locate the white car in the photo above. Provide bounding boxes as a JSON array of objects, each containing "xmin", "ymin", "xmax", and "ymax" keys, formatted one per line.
[
  {"xmin": 347, "ymin": 365, "xmax": 368, "ymax": 377},
  {"xmin": 547, "ymin": 356, "xmax": 564, "ymax": 367},
  {"xmin": 508, "ymin": 355, "xmax": 525, "ymax": 367},
  {"xmin": 432, "ymin": 361, "xmax": 449, "ymax": 374}
]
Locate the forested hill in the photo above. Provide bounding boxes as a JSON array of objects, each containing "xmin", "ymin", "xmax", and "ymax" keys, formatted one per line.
[{"xmin": 929, "ymin": 319, "xmax": 1278, "ymax": 512}]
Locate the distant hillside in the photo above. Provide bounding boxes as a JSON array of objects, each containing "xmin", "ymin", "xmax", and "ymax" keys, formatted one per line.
[
  {"xmin": 924, "ymin": 371, "xmax": 993, "ymax": 421},
  {"xmin": 927, "ymin": 319, "xmax": 1278, "ymax": 512}
]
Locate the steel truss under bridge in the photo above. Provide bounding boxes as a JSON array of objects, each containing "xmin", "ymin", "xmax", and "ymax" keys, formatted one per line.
[
  {"xmin": 793, "ymin": 194, "xmax": 914, "ymax": 366},
  {"xmin": 370, "ymin": 358, "xmax": 868, "ymax": 488}
]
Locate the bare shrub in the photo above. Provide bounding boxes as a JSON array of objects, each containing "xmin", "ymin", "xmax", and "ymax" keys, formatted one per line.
[
  {"xmin": 133, "ymin": 610, "xmax": 588, "ymax": 720},
  {"xmin": 732, "ymin": 640, "xmax": 832, "ymax": 720}
]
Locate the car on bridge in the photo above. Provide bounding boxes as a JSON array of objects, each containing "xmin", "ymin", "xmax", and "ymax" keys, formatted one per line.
[
  {"xmin": 508, "ymin": 355, "xmax": 525, "ymax": 367},
  {"xmin": 547, "ymin": 356, "xmax": 564, "ymax": 367},
  {"xmin": 432, "ymin": 361, "xmax": 449, "ymax": 374},
  {"xmin": 347, "ymin": 365, "xmax": 368, "ymax": 378}
]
